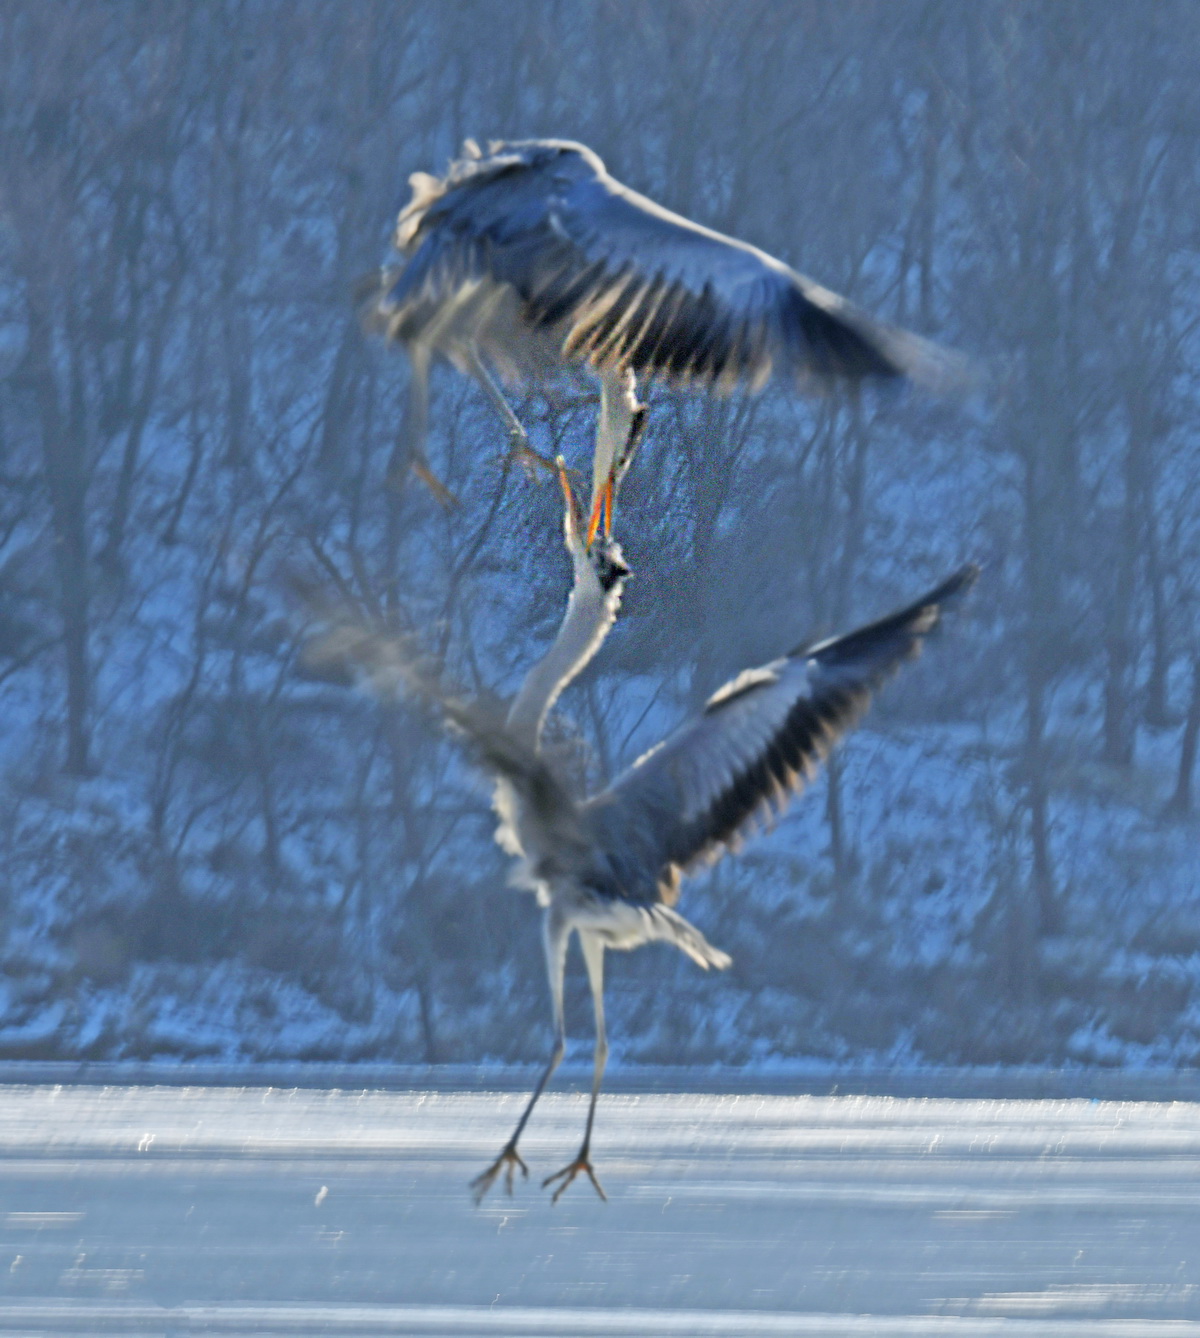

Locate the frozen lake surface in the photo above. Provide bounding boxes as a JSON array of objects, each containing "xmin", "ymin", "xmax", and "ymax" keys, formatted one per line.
[{"xmin": 0, "ymin": 1079, "xmax": 1197, "ymax": 1334}]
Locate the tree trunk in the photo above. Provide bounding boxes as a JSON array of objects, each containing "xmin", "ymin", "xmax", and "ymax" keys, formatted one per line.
[
  {"xmin": 1023, "ymin": 452, "xmax": 1058, "ymax": 935},
  {"xmin": 826, "ymin": 754, "xmax": 852, "ymax": 902},
  {"xmin": 27, "ymin": 304, "xmax": 93, "ymax": 775},
  {"xmin": 1103, "ymin": 424, "xmax": 1144, "ymax": 767},
  {"xmin": 1167, "ymin": 660, "xmax": 1200, "ymax": 816},
  {"xmin": 1143, "ymin": 503, "xmax": 1171, "ymax": 726}
]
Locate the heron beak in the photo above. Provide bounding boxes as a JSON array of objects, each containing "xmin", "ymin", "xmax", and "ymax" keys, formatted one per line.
[
  {"xmin": 585, "ymin": 473, "xmax": 614, "ymax": 548},
  {"xmin": 556, "ymin": 456, "xmax": 580, "ymax": 541}
]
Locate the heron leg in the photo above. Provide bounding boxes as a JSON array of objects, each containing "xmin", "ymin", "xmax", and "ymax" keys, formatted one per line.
[
  {"xmin": 543, "ymin": 932, "xmax": 608, "ymax": 1204},
  {"xmin": 387, "ymin": 345, "xmax": 458, "ymax": 507},
  {"xmin": 471, "ymin": 910, "xmax": 569, "ymax": 1205},
  {"xmin": 587, "ymin": 369, "xmax": 646, "ymax": 544},
  {"xmin": 466, "ymin": 347, "xmax": 557, "ymax": 479}
]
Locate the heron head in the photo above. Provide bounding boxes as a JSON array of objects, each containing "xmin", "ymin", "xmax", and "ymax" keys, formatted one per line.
[
  {"xmin": 556, "ymin": 457, "xmax": 631, "ymax": 594},
  {"xmin": 588, "ymin": 534, "xmax": 630, "ymax": 594}
]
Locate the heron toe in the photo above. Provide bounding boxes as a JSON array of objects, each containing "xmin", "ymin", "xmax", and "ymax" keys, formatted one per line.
[
  {"xmin": 470, "ymin": 1143, "xmax": 528, "ymax": 1205},
  {"xmin": 407, "ymin": 457, "xmax": 459, "ymax": 508},
  {"xmin": 542, "ymin": 1153, "xmax": 607, "ymax": 1204},
  {"xmin": 507, "ymin": 436, "xmax": 559, "ymax": 479}
]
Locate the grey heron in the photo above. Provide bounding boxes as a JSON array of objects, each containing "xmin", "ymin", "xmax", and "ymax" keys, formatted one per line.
[
  {"xmin": 306, "ymin": 492, "xmax": 977, "ymax": 1204},
  {"xmin": 368, "ymin": 137, "xmax": 968, "ymax": 542}
]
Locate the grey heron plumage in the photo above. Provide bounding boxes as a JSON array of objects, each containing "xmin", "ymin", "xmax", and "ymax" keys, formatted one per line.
[
  {"xmin": 369, "ymin": 137, "xmax": 967, "ymax": 538},
  {"xmin": 306, "ymin": 499, "xmax": 977, "ymax": 1203}
]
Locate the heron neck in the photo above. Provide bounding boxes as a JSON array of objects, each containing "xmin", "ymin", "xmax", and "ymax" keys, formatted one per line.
[
  {"xmin": 593, "ymin": 368, "xmax": 638, "ymax": 498},
  {"xmin": 507, "ymin": 560, "xmax": 621, "ymax": 750}
]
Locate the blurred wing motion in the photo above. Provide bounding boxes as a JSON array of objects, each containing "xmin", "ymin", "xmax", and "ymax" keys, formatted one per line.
[
  {"xmin": 301, "ymin": 559, "xmax": 977, "ymax": 1202},
  {"xmin": 301, "ymin": 604, "xmax": 586, "ymax": 862},
  {"xmin": 582, "ymin": 565, "xmax": 979, "ymax": 905},
  {"xmin": 372, "ymin": 138, "xmax": 969, "ymax": 392}
]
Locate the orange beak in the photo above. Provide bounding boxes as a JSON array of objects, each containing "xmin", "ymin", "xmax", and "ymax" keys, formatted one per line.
[
  {"xmin": 556, "ymin": 456, "xmax": 579, "ymax": 537},
  {"xmin": 556, "ymin": 454, "xmax": 572, "ymax": 507},
  {"xmin": 585, "ymin": 472, "xmax": 614, "ymax": 548}
]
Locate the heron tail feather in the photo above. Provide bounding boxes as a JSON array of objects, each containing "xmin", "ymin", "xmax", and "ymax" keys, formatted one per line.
[{"xmin": 647, "ymin": 905, "xmax": 732, "ymax": 971}]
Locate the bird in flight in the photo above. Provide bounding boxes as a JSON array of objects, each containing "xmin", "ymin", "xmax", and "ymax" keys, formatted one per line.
[
  {"xmin": 368, "ymin": 137, "xmax": 968, "ymax": 543},
  {"xmin": 305, "ymin": 477, "xmax": 978, "ymax": 1202}
]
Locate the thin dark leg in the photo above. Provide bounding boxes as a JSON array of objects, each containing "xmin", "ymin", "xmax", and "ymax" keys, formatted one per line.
[
  {"xmin": 466, "ymin": 347, "xmax": 557, "ymax": 477},
  {"xmin": 471, "ymin": 911, "xmax": 569, "ymax": 1204},
  {"xmin": 387, "ymin": 345, "xmax": 457, "ymax": 507},
  {"xmin": 543, "ymin": 933, "xmax": 608, "ymax": 1203}
]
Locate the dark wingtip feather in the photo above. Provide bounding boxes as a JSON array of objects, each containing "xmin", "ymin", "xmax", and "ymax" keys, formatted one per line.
[
  {"xmin": 891, "ymin": 563, "xmax": 981, "ymax": 622},
  {"xmin": 795, "ymin": 564, "xmax": 979, "ymax": 666},
  {"xmin": 788, "ymin": 282, "xmax": 978, "ymax": 393},
  {"xmin": 680, "ymin": 572, "xmax": 977, "ymax": 875}
]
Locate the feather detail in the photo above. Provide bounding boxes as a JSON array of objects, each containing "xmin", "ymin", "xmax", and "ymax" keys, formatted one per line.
[
  {"xmin": 372, "ymin": 138, "xmax": 973, "ymax": 393},
  {"xmin": 581, "ymin": 566, "xmax": 978, "ymax": 906}
]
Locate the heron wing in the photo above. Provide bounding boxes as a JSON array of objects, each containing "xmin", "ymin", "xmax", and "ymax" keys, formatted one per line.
[
  {"xmin": 581, "ymin": 566, "xmax": 978, "ymax": 905},
  {"xmin": 376, "ymin": 139, "xmax": 967, "ymax": 390},
  {"xmin": 301, "ymin": 604, "xmax": 588, "ymax": 870}
]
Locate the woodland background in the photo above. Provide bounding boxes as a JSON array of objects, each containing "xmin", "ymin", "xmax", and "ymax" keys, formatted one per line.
[{"xmin": 1, "ymin": 0, "xmax": 1199, "ymax": 1067}]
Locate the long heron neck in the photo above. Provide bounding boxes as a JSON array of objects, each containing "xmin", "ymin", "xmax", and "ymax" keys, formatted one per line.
[
  {"xmin": 593, "ymin": 368, "xmax": 638, "ymax": 500},
  {"xmin": 507, "ymin": 562, "xmax": 620, "ymax": 750}
]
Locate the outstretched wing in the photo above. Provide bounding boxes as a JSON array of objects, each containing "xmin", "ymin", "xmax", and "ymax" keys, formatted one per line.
[
  {"xmin": 300, "ymin": 601, "xmax": 586, "ymax": 870},
  {"xmin": 581, "ymin": 566, "xmax": 978, "ymax": 905},
  {"xmin": 373, "ymin": 138, "xmax": 967, "ymax": 391}
]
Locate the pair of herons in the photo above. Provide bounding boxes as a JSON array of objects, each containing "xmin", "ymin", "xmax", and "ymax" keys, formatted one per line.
[{"xmin": 314, "ymin": 139, "xmax": 978, "ymax": 1203}]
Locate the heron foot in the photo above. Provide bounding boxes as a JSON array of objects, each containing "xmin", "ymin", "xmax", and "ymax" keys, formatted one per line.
[
  {"xmin": 502, "ymin": 432, "xmax": 559, "ymax": 481},
  {"xmin": 470, "ymin": 1142, "xmax": 528, "ymax": 1205},
  {"xmin": 407, "ymin": 458, "xmax": 459, "ymax": 508},
  {"xmin": 542, "ymin": 1153, "xmax": 606, "ymax": 1205}
]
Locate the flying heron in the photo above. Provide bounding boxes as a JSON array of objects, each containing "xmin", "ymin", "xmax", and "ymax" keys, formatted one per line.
[
  {"xmin": 367, "ymin": 137, "xmax": 968, "ymax": 541},
  {"xmin": 307, "ymin": 484, "xmax": 977, "ymax": 1201}
]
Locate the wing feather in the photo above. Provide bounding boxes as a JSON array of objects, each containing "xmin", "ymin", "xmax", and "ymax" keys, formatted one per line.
[
  {"xmin": 373, "ymin": 139, "xmax": 969, "ymax": 392},
  {"xmin": 581, "ymin": 566, "xmax": 978, "ymax": 905},
  {"xmin": 300, "ymin": 601, "xmax": 588, "ymax": 872}
]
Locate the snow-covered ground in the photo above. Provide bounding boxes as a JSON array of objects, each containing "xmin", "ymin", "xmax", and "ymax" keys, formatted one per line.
[{"xmin": 0, "ymin": 1081, "xmax": 1197, "ymax": 1333}]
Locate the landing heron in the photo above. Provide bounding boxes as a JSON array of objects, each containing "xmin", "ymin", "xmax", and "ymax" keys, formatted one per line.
[{"xmin": 307, "ymin": 478, "xmax": 977, "ymax": 1203}]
